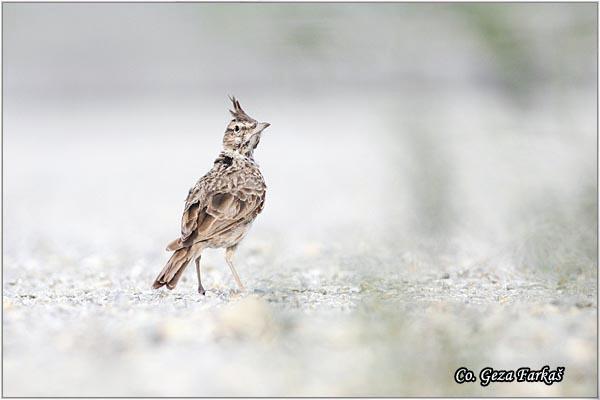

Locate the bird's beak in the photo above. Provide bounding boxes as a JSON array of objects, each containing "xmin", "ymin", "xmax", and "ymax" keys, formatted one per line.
[{"xmin": 256, "ymin": 122, "xmax": 270, "ymax": 133}]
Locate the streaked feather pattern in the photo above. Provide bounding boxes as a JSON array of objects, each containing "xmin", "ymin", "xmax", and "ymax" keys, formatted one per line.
[{"xmin": 153, "ymin": 96, "xmax": 269, "ymax": 292}]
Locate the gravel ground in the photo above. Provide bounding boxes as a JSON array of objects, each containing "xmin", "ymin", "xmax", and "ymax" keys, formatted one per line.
[
  {"xmin": 4, "ymin": 96, "xmax": 597, "ymax": 396},
  {"xmin": 3, "ymin": 225, "xmax": 597, "ymax": 396}
]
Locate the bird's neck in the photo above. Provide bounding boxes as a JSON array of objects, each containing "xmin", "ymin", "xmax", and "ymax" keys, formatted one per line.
[
  {"xmin": 220, "ymin": 149, "xmax": 254, "ymax": 161},
  {"xmin": 216, "ymin": 150, "xmax": 257, "ymax": 167}
]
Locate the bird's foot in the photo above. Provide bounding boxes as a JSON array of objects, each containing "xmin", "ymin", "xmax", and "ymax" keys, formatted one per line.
[
  {"xmin": 198, "ymin": 285, "xmax": 206, "ymax": 296},
  {"xmin": 234, "ymin": 285, "xmax": 247, "ymax": 296}
]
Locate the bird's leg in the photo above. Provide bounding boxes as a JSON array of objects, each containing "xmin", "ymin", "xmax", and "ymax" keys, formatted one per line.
[
  {"xmin": 225, "ymin": 245, "xmax": 245, "ymax": 291},
  {"xmin": 195, "ymin": 256, "xmax": 205, "ymax": 295}
]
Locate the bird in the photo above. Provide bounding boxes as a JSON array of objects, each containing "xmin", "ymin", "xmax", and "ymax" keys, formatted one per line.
[{"xmin": 152, "ymin": 96, "xmax": 270, "ymax": 294}]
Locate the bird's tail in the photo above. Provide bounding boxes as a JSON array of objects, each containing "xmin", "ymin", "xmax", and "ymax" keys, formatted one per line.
[{"xmin": 152, "ymin": 247, "xmax": 193, "ymax": 290}]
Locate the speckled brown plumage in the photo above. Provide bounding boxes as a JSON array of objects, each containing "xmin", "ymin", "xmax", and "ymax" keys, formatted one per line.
[{"xmin": 152, "ymin": 97, "xmax": 269, "ymax": 294}]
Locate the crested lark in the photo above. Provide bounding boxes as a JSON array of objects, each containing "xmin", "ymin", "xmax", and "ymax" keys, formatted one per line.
[{"xmin": 152, "ymin": 97, "xmax": 270, "ymax": 294}]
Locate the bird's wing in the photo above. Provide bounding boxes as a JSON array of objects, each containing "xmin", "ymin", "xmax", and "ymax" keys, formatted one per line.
[{"xmin": 176, "ymin": 168, "xmax": 265, "ymax": 248}]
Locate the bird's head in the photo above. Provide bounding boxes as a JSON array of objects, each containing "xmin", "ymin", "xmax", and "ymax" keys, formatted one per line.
[{"xmin": 222, "ymin": 96, "xmax": 270, "ymax": 158}]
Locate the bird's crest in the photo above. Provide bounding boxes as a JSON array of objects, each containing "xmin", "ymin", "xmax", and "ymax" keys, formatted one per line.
[{"xmin": 228, "ymin": 95, "xmax": 253, "ymax": 122}]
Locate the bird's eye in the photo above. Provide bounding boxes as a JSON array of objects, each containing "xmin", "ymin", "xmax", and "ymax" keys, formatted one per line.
[{"xmin": 234, "ymin": 125, "xmax": 240, "ymax": 132}]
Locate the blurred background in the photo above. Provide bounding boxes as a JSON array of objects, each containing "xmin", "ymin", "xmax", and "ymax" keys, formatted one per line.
[{"xmin": 3, "ymin": 3, "xmax": 597, "ymax": 396}]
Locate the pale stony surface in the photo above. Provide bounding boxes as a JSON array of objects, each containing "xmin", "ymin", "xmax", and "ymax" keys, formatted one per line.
[
  {"xmin": 3, "ymin": 94, "xmax": 597, "ymax": 396},
  {"xmin": 3, "ymin": 232, "xmax": 597, "ymax": 396},
  {"xmin": 3, "ymin": 92, "xmax": 597, "ymax": 396}
]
